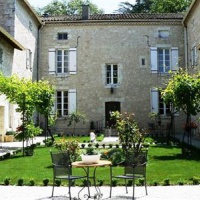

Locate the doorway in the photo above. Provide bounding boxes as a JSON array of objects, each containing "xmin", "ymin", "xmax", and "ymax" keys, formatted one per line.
[{"xmin": 105, "ymin": 101, "xmax": 120, "ymax": 128}]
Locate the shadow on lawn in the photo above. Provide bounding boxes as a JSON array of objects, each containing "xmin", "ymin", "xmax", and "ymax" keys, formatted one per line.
[{"xmin": 151, "ymin": 145, "xmax": 200, "ymax": 161}]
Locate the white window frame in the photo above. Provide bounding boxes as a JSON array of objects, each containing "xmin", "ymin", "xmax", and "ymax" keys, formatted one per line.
[
  {"xmin": 158, "ymin": 48, "xmax": 170, "ymax": 73},
  {"xmin": 56, "ymin": 89, "xmax": 76, "ymax": 117},
  {"xmin": 56, "ymin": 90, "xmax": 69, "ymax": 117},
  {"xmin": 48, "ymin": 48, "xmax": 77, "ymax": 75},
  {"xmin": 151, "ymin": 88, "xmax": 171, "ymax": 116},
  {"xmin": 56, "ymin": 49, "xmax": 69, "ymax": 74},
  {"xmin": 106, "ymin": 64, "xmax": 118, "ymax": 86}
]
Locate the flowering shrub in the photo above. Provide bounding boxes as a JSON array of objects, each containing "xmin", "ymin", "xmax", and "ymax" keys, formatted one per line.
[
  {"xmin": 54, "ymin": 138, "xmax": 80, "ymax": 162},
  {"xmin": 110, "ymin": 111, "xmax": 147, "ymax": 156}
]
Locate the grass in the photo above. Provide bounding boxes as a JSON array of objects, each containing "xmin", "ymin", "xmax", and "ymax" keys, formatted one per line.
[{"xmin": 1, "ymin": 138, "xmax": 200, "ymax": 186}]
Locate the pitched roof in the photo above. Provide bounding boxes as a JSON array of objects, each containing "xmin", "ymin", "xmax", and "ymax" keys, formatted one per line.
[
  {"xmin": 41, "ymin": 13, "xmax": 183, "ymax": 23},
  {"xmin": 22, "ymin": 0, "xmax": 42, "ymax": 25},
  {"xmin": 0, "ymin": 26, "xmax": 25, "ymax": 50},
  {"xmin": 182, "ymin": 0, "xmax": 197, "ymax": 25}
]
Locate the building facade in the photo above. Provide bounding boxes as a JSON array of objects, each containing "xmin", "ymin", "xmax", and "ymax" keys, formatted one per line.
[
  {"xmin": 39, "ymin": 12, "xmax": 185, "ymax": 134},
  {"xmin": 1, "ymin": 0, "xmax": 200, "ymax": 137},
  {"xmin": 0, "ymin": 0, "xmax": 41, "ymax": 137}
]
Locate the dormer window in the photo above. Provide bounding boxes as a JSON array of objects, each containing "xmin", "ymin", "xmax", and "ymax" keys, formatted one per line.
[{"xmin": 58, "ymin": 33, "xmax": 68, "ymax": 40}]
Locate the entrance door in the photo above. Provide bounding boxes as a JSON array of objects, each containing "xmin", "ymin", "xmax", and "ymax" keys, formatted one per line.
[{"xmin": 105, "ymin": 102, "xmax": 120, "ymax": 128}]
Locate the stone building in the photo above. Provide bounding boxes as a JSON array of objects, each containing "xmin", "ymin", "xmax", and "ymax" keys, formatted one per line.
[
  {"xmin": 39, "ymin": 10, "xmax": 185, "ymax": 134},
  {"xmin": 0, "ymin": 0, "xmax": 41, "ymax": 138},
  {"xmin": 1, "ymin": 0, "xmax": 200, "ymax": 137}
]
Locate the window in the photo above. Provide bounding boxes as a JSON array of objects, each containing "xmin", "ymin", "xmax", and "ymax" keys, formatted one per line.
[
  {"xmin": 55, "ymin": 89, "xmax": 76, "ymax": 117},
  {"xmin": 0, "ymin": 48, "xmax": 3, "ymax": 64},
  {"xmin": 151, "ymin": 88, "xmax": 170, "ymax": 116},
  {"xmin": 106, "ymin": 64, "xmax": 118, "ymax": 85},
  {"xmin": 191, "ymin": 46, "xmax": 197, "ymax": 66},
  {"xmin": 26, "ymin": 49, "xmax": 32, "ymax": 70},
  {"xmin": 158, "ymin": 48, "xmax": 170, "ymax": 73},
  {"xmin": 56, "ymin": 49, "xmax": 69, "ymax": 73},
  {"xmin": 58, "ymin": 33, "xmax": 68, "ymax": 40},
  {"xmin": 150, "ymin": 47, "xmax": 178, "ymax": 73},
  {"xmin": 48, "ymin": 48, "xmax": 77, "ymax": 75},
  {"xmin": 56, "ymin": 91, "xmax": 68, "ymax": 117}
]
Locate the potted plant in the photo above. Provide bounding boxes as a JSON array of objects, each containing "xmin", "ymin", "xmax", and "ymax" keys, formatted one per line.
[
  {"xmin": 81, "ymin": 146, "xmax": 101, "ymax": 164},
  {"xmin": 54, "ymin": 138, "xmax": 80, "ymax": 162}
]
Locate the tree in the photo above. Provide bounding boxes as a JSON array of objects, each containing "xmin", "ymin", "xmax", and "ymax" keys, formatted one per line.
[
  {"xmin": 118, "ymin": 0, "xmax": 192, "ymax": 14},
  {"xmin": 150, "ymin": 0, "xmax": 192, "ymax": 13},
  {"xmin": 36, "ymin": 0, "xmax": 103, "ymax": 16},
  {"xmin": 0, "ymin": 73, "xmax": 55, "ymax": 155},
  {"xmin": 118, "ymin": 0, "xmax": 152, "ymax": 13},
  {"xmin": 67, "ymin": 111, "xmax": 87, "ymax": 136},
  {"xmin": 162, "ymin": 69, "xmax": 200, "ymax": 153}
]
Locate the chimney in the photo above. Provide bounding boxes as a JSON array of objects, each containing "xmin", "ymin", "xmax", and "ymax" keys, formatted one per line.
[{"xmin": 82, "ymin": 5, "xmax": 89, "ymax": 20}]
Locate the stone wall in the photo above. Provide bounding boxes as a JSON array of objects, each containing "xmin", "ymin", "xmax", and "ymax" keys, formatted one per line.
[{"xmin": 40, "ymin": 21, "xmax": 185, "ymax": 134}]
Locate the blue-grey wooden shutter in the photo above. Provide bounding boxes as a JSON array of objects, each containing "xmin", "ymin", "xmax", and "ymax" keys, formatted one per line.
[
  {"xmin": 69, "ymin": 48, "xmax": 77, "ymax": 74},
  {"xmin": 151, "ymin": 88, "xmax": 159, "ymax": 113},
  {"xmin": 150, "ymin": 47, "xmax": 158, "ymax": 73},
  {"xmin": 48, "ymin": 49, "xmax": 56, "ymax": 74},
  {"xmin": 171, "ymin": 47, "xmax": 179, "ymax": 71},
  {"xmin": 68, "ymin": 89, "xmax": 76, "ymax": 114}
]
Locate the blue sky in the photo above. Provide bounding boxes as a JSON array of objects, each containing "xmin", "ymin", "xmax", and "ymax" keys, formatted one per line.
[{"xmin": 27, "ymin": 0, "xmax": 136, "ymax": 14}]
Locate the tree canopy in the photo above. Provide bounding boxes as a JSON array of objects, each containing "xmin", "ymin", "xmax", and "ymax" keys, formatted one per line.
[
  {"xmin": 0, "ymin": 73, "xmax": 55, "ymax": 142},
  {"xmin": 36, "ymin": 0, "xmax": 103, "ymax": 16},
  {"xmin": 118, "ymin": 0, "xmax": 192, "ymax": 13},
  {"xmin": 162, "ymin": 69, "xmax": 200, "ymax": 118}
]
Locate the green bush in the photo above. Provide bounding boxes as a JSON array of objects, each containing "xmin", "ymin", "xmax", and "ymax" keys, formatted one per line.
[
  {"xmin": 4, "ymin": 177, "xmax": 10, "ymax": 185},
  {"xmin": 29, "ymin": 179, "xmax": 35, "ymax": 186},
  {"xmin": 18, "ymin": 178, "xmax": 24, "ymax": 186},
  {"xmin": 43, "ymin": 178, "xmax": 49, "ymax": 186},
  {"xmin": 163, "ymin": 178, "xmax": 170, "ymax": 186}
]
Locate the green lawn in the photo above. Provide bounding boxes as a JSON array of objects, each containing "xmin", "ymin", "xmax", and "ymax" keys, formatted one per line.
[{"xmin": 0, "ymin": 142, "xmax": 200, "ymax": 186}]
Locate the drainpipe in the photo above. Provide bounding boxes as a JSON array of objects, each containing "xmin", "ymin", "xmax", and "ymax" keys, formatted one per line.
[
  {"xmin": 36, "ymin": 23, "xmax": 44, "ymax": 81},
  {"xmin": 184, "ymin": 26, "xmax": 189, "ymax": 72}
]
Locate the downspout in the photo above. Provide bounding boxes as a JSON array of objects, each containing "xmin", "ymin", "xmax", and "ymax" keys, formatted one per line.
[
  {"xmin": 36, "ymin": 23, "xmax": 44, "ymax": 81},
  {"xmin": 184, "ymin": 26, "xmax": 189, "ymax": 71}
]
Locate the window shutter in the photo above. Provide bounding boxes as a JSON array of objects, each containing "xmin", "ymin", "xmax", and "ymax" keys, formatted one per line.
[
  {"xmin": 171, "ymin": 47, "xmax": 179, "ymax": 71},
  {"xmin": 194, "ymin": 46, "xmax": 197, "ymax": 65},
  {"xmin": 50, "ymin": 94, "xmax": 56, "ymax": 116},
  {"xmin": 69, "ymin": 48, "xmax": 77, "ymax": 74},
  {"xmin": 151, "ymin": 88, "xmax": 159, "ymax": 113},
  {"xmin": 150, "ymin": 47, "xmax": 158, "ymax": 73},
  {"xmin": 48, "ymin": 49, "xmax": 56, "ymax": 74},
  {"xmin": 68, "ymin": 89, "xmax": 76, "ymax": 114}
]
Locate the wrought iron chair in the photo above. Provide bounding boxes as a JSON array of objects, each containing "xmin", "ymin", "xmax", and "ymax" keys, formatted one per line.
[
  {"xmin": 50, "ymin": 151, "xmax": 87, "ymax": 200},
  {"xmin": 110, "ymin": 149, "xmax": 148, "ymax": 200}
]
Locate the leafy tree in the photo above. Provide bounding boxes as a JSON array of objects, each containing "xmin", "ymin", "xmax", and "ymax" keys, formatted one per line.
[
  {"xmin": 0, "ymin": 73, "xmax": 55, "ymax": 155},
  {"xmin": 118, "ymin": 0, "xmax": 152, "ymax": 13},
  {"xmin": 118, "ymin": 0, "xmax": 192, "ymax": 13},
  {"xmin": 150, "ymin": 0, "xmax": 192, "ymax": 13},
  {"xmin": 162, "ymin": 69, "xmax": 200, "ymax": 152},
  {"xmin": 67, "ymin": 111, "xmax": 87, "ymax": 136},
  {"xmin": 36, "ymin": 0, "xmax": 103, "ymax": 16},
  {"xmin": 110, "ymin": 111, "xmax": 147, "ymax": 159}
]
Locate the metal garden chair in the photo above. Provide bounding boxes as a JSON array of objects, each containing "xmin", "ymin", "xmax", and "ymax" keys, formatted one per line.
[
  {"xmin": 110, "ymin": 149, "xmax": 148, "ymax": 200},
  {"xmin": 50, "ymin": 151, "xmax": 87, "ymax": 200}
]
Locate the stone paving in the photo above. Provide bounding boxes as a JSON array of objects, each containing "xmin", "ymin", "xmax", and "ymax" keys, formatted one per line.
[{"xmin": 0, "ymin": 185, "xmax": 200, "ymax": 200}]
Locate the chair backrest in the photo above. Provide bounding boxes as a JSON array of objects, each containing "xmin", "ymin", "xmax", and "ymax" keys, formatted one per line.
[
  {"xmin": 124, "ymin": 149, "xmax": 148, "ymax": 176},
  {"xmin": 50, "ymin": 151, "xmax": 72, "ymax": 177}
]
